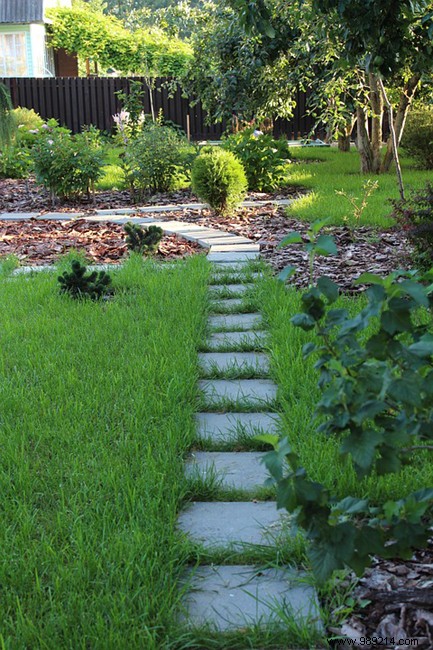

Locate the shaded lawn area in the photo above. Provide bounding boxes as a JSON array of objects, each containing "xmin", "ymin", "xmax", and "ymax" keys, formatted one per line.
[
  {"xmin": 0, "ymin": 255, "xmax": 209, "ymax": 649},
  {"xmin": 258, "ymin": 276, "xmax": 433, "ymax": 504},
  {"xmin": 286, "ymin": 147, "xmax": 432, "ymax": 228}
]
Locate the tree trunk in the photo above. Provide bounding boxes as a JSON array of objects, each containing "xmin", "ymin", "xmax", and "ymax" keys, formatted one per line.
[
  {"xmin": 356, "ymin": 106, "xmax": 374, "ymax": 173},
  {"xmin": 380, "ymin": 74, "xmax": 420, "ymax": 173},
  {"xmin": 338, "ymin": 116, "xmax": 355, "ymax": 151},
  {"xmin": 369, "ymin": 73, "xmax": 383, "ymax": 173},
  {"xmin": 378, "ymin": 78, "xmax": 405, "ymax": 200}
]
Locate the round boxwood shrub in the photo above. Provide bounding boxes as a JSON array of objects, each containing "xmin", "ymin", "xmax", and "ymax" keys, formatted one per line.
[
  {"xmin": 400, "ymin": 106, "xmax": 433, "ymax": 170},
  {"xmin": 191, "ymin": 148, "xmax": 247, "ymax": 215}
]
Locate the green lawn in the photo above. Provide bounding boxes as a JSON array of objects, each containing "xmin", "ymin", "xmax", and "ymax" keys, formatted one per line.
[
  {"xmin": 286, "ymin": 146, "xmax": 431, "ymax": 228},
  {"xmin": 0, "ymin": 255, "xmax": 209, "ymax": 649}
]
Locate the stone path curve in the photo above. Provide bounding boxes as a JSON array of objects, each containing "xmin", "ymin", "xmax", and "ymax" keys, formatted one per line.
[{"xmin": 0, "ymin": 205, "xmax": 322, "ymax": 645}]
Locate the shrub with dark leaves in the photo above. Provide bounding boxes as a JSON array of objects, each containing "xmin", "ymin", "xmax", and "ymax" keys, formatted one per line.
[{"xmin": 390, "ymin": 182, "xmax": 433, "ymax": 270}]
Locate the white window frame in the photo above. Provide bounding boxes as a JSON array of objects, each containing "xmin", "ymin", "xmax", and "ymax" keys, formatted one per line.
[{"xmin": 0, "ymin": 32, "xmax": 28, "ymax": 77}]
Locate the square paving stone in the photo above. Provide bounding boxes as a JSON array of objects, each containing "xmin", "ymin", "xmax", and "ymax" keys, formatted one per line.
[
  {"xmin": 195, "ymin": 412, "xmax": 280, "ymax": 442},
  {"xmin": 199, "ymin": 379, "xmax": 278, "ymax": 406},
  {"xmin": 181, "ymin": 565, "xmax": 322, "ymax": 632},
  {"xmin": 185, "ymin": 451, "xmax": 270, "ymax": 491},
  {"xmin": 209, "ymin": 313, "xmax": 262, "ymax": 331},
  {"xmin": 208, "ymin": 251, "xmax": 260, "ymax": 263},
  {"xmin": 207, "ymin": 331, "xmax": 268, "ymax": 350},
  {"xmin": 178, "ymin": 501, "xmax": 289, "ymax": 547},
  {"xmin": 198, "ymin": 352, "xmax": 269, "ymax": 374}
]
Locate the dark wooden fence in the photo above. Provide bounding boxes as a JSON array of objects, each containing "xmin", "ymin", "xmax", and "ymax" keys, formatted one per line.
[{"xmin": 1, "ymin": 76, "xmax": 318, "ymax": 140}]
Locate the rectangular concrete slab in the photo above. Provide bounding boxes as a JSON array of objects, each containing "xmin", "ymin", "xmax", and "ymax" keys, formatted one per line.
[
  {"xmin": 210, "ymin": 243, "xmax": 260, "ymax": 253},
  {"xmin": 178, "ymin": 501, "xmax": 289, "ymax": 547},
  {"xmin": 206, "ymin": 331, "xmax": 268, "ymax": 350},
  {"xmin": 138, "ymin": 203, "xmax": 207, "ymax": 213},
  {"xmin": 36, "ymin": 212, "xmax": 80, "ymax": 221},
  {"xmin": 208, "ymin": 262, "xmax": 253, "ymax": 271},
  {"xmin": 195, "ymin": 412, "xmax": 280, "ymax": 442},
  {"xmin": 198, "ymin": 236, "xmax": 254, "ymax": 247},
  {"xmin": 181, "ymin": 565, "xmax": 322, "ymax": 632},
  {"xmin": 95, "ymin": 208, "xmax": 136, "ymax": 215},
  {"xmin": 208, "ymin": 252, "xmax": 260, "ymax": 263},
  {"xmin": 0, "ymin": 212, "xmax": 39, "ymax": 220},
  {"xmin": 199, "ymin": 379, "xmax": 278, "ymax": 406},
  {"xmin": 198, "ymin": 352, "xmax": 269, "ymax": 374},
  {"xmin": 208, "ymin": 313, "xmax": 262, "ymax": 331},
  {"xmin": 185, "ymin": 451, "xmax": 270, "ymax": 491}
]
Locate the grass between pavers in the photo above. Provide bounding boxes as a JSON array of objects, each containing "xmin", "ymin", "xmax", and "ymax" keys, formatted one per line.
[
  {"xmin": 287, "ymin": 146, "xmax": 432, "ymax": 228},
  {"xmin": 257, "ymin": 275, "xmax": 433, "ymax": 505},
  {"xmin": 0, "ymin": 254, "xmax": 210, "ymax": 649}
]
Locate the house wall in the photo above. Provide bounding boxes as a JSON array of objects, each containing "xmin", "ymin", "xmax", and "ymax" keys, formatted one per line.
[
  {"xmin": 29, "ymin": 23, "xmax": 50, "ymax": 76},
  {"xmin": 0, "ymin": 24, "xmax": 32, "ymax": 76}
]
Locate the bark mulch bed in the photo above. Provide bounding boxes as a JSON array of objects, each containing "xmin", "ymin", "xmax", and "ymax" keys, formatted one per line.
[{"xmin": 0, "ymin": 218, "xmax": 200, "ymax": 265}]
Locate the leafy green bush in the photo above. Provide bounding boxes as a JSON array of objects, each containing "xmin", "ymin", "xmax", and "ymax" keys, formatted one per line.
[
  {"xmin": 263, "ymin": 267, "xmax": 433, "ymax": 583},
  {"xmin": 124, "ymin": 123, "xmax": 186, "ymax": 197},
  {"xmin": 191, "ymin": 148, "xmax": 247, "ymax": 215},
  {"xmin": 0, "ymin": 145, "xmax": 32, "ymax": 179},
  {"xmin": 390, "ymin": 182, "xmax": 433, "ymax": 270},
  {"xmin": 222, "ymin": 128, "xmax": 290, "ymax": 191},
  {"xmin": 124, "ymin": 223, "xmax": 163, "ymax": 255},
  {"xmin": 401, "ymin": 106, "xmax": 433, "ymax": 170},
  {"xmin": 58, "ymin": 260, "xmax": 112, "ymax": 300},
  {"xmin": 32, "ymin": 125, "xmax": 103, "ymax": 201}
]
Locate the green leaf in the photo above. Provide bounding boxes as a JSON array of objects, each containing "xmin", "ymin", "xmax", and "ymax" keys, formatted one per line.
[
  {"xmin": 278, "ymin": 232, "xmax": 303, "ymax": 248},
  {"xmin": 355, "ymin": 273, "xmax": 385, "ymax": 286},
  {"xmin": 310, "ymin": 217, "xmax": 331, "ymax": 234},
  {"xmin": 381, "ymin": 309, "xmax": 412, "ymax": 334},
  {"xmin": 308, "ymin": 543, "xmax": 342, "ymax": 583},
  {"xmin": 351, "ymin": 400, "xmax": 387, "ymax": 425},
  {"xmin": 409, "ymin": 334, "xmax": 433, "ymax": 358},
  {"xmin": 341, "ymin": 429, "xmax": 384, "ymax": 471},
  {"xmin": 254, "ymin": 434, "xmax": 279, "ymax": 448},
  {"xmin": 334, "ymin": 496, "xmax": 369, "ymax": 514},
  {"xmin": 400, "ymin": 280, "xmax": 429, "ymax": 307},
  {"xmin": 278, "ymin": 265, "xmax": 297, "ymax": 282},
  {"xmin": 276, "ymin": 476, "xmax": 297, "ymax": 511},
  {"xmin": 315, "ymin": 234, "xmax": 338, "ymax": 256},
  {"xmin": 317, "ymin": 276, "xmax": 339, "ymax": 303},
  {"xmin": 290, "ymin": 313, "xmax": 316, "ymax": 330}
]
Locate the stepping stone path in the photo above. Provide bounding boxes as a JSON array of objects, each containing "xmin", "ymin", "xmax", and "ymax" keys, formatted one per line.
[
  {"xmin": 178, "ymin": 234, "xmax": 322, "ymax": 641},
  {"xmin": 1, "ymin": 202, "xmax": 322, "ymax": 644}
]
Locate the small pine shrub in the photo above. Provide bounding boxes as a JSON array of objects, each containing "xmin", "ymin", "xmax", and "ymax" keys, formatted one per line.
[
  {"xmin": 222, "ymin": 128, "xmax": 290, "ymax": 191},
  {"xmin": 124, "ymin": 223, "xmax": 163, "ymax": 255},
  {"xmin": 390, "ymin": 182, "xmax": 433, "ymax": 270},
  {"xmin": 191, "ymin": 148, "xmax": 247, "ymax": 215},
  {"xmin": 58, "ymin": 260, "xmax": 112, "ymax": 300},
  {"xmin": 124, "ymin": 123, "xmax": 186, "ymax": 197},
  {"xmin": 400, "ymin": 107, "xmax": 433, "ymax": 170}
]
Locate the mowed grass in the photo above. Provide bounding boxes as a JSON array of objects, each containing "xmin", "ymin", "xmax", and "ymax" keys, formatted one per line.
[
  {"xmin": 0, "ymin": 255, "xmax": 209, "ymax": 649},
  {"xmin": 286, "ymin": 146, "xmax": 431, "ymax": 228},
  {"xmin": 258, "ymin": 276, "xmax": 433, "ymax": 504}
]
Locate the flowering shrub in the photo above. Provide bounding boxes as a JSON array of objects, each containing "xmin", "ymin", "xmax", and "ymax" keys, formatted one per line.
[{"xmin": 32, "ymin": 124, "xmax": 104, "ymax": 202}]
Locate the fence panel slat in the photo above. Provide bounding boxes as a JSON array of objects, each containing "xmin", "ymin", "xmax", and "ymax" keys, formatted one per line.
[{"xmin": 0, "ymin": 77, "xmax": 319, "ymax": 140}]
